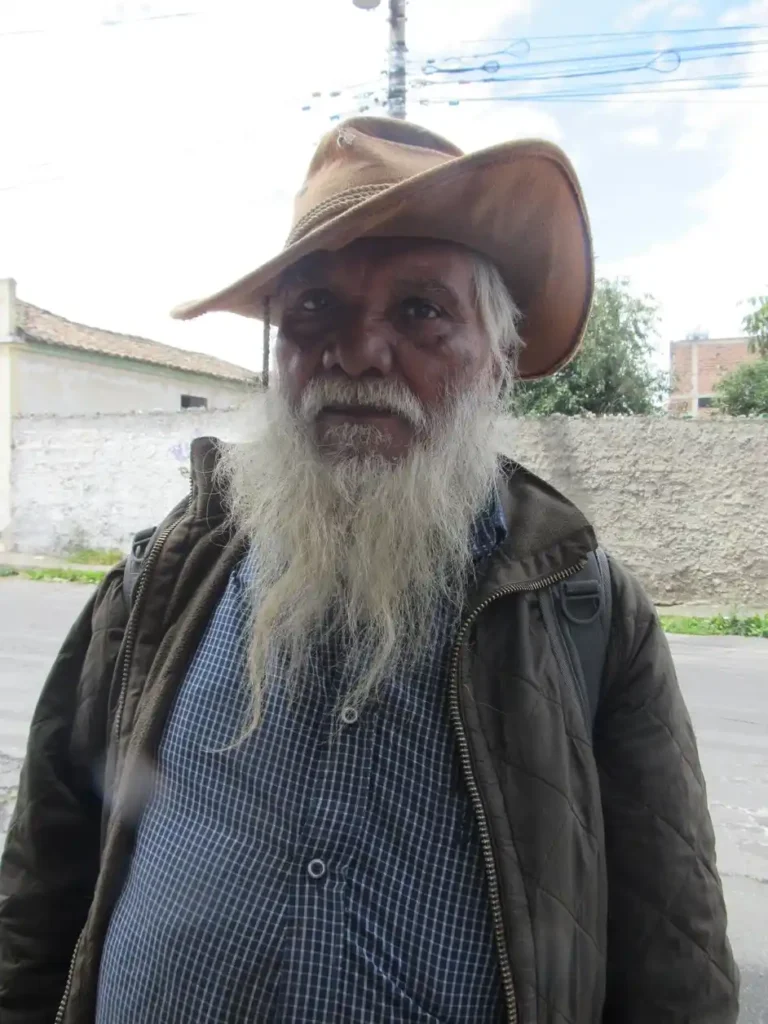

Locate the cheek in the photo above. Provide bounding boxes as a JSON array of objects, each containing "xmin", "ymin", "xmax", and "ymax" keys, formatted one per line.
[
  {"xmin": 452, "ymin": 338, "xmax": 497, "ymax": 398},
  {"xmin": 275, "ymin": 339, "xmax": 315, "ymax": 402},
  {"xmin": 406, "ymin": 335, "xmax": 492, "ymax": 405}
]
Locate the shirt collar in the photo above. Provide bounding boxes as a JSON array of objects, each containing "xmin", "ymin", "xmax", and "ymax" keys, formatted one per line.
[{"xmin": 470, "ymin": 487, "xmax": 508, "ymax": 563}]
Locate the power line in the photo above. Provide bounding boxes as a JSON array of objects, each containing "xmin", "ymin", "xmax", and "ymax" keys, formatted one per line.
[
  {"xmin": 418, "ymin": 79, "xmax": 768, "ymax": 106},
  {"xmin": 437, "ymin": 24, "xmax": 764, "ymax": 46},
  {"xmin": 0, "ymin": 10, "xmax": 198, "ymax": 38},
  {"xmin": 415, "ymin": 39, "xmax": 768, "ymax": 82},
  {"xmin": 303, "ymin": 24, "xmax": 768, "ymax": 121}
]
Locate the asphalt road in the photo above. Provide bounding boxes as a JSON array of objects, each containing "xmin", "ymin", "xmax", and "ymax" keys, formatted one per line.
[{"xmin": 1, "ymin": 578, "xmax": 767, "ymax": 1020}]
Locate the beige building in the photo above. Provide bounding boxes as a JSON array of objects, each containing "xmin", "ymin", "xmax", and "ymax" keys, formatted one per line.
[
  {"xmin": 669, "ymin": 335, "xmax": 758, "ymax": 417},
  {"xmin": 0, "ymin": 278, "xmax": 258, "ymax": 551}
]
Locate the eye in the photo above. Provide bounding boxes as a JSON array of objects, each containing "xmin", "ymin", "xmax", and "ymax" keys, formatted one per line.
[
  {"xmin": 400, "ymin": 297, "xmax": 442, "ymax": 320},
  {"xmin": 297, "ymin": 289, "xmax": 333, "ymax": 313}
]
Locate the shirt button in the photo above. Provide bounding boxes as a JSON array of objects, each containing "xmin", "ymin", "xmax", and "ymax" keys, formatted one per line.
[
  {"xmin": 341, "ymin": 706, "xmax": 359, "ymax": 725},
  {"xmin": 307, "ymin": 858, "xmax": 326, "ymax": 880}
]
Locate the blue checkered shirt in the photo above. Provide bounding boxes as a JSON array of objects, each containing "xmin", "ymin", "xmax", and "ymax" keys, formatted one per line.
[{"xmin": 96, "ymin": 500, "xmax": 507, "ymax": 1023}]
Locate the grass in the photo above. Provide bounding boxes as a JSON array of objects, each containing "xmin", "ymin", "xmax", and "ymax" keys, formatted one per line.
[
  {"xmin": 25, "ymin": 568, "xmax": 107, "ymax": 585},
  {"xmin": 65, "ymin": 548, "xmax": 123, "ymax": 566},
  {"xmin": 660, "ymin": 613, "xmax": 768, "ymax": 638},
  {"xmin": 0, "ymin": 567, "xmax": 107, "ymax": 585}
]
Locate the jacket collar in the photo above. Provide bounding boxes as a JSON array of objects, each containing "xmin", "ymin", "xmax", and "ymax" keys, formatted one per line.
[{"xmin": 486, "ymin": 456, "xmax": 597, "ymax": 586}]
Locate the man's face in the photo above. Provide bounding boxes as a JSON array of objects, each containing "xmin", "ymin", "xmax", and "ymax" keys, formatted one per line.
[
  {"xmin": 274, "ymin": 238, "xmax": 494, "ymax": 460},
  {"xmin": 223, "ymin": 238, "xmax": 507, "ymax": 721}
]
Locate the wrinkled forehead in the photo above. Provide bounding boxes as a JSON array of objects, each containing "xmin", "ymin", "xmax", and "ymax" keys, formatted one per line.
[{"xmin": 276, "ymin": 237, "xmax": 477, "ymax": 296}]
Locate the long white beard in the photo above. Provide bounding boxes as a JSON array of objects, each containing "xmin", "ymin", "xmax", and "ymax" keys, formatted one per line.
[{"xmin": 217, "ymin": 372, "xmax": 505, "ymax": 726}]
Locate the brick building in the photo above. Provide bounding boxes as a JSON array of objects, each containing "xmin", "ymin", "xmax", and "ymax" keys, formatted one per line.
[{"xmin": 669, "ymin": 336, "xmax": 758, "ymax": 416}]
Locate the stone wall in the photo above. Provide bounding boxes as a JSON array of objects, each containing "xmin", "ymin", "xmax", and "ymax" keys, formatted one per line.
[
  {"xmin": 9, "ymin": 409, "xmax": 768, "ymax": 605},
  {"xmin": 497, "ymin": 416, "xmax": 767, "ymax": 606}
]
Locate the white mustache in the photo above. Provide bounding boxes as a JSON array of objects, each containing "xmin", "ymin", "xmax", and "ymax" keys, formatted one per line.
[{"xmin": 298, "ymin": 378, "xmax": 428, "ymax": 430}]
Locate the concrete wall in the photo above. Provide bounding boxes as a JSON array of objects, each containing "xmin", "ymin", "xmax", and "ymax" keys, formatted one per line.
[
  {"xmin": 8, "ymin": 410, "xmax": 239, "ymax": 554},
  {"xmin": 0, "ymin": 346, "xmax": 12, "ymax": 547},
  {"xmin": 0, "ymin": 281, "xmax": 17, "ymax": 548},
  {"xmin": 8, "ymin": 409, "xmax": 768, "ymax": 605},
  {"xmin": 13, "ymin": 343, "xmax": 252, "ymax": 416}
]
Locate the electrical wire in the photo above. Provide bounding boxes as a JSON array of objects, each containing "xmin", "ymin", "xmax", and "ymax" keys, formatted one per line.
[
  {"xmin": 417, "ymin": 39, "xmax": 768, "ymax": 80},
  {"xmin": 418, "ymin": 79, "xmax": 768, "ymax": 106},
  {"xmin": 429, "ymin": 24, "xmax": 763, "ymax": 48},
  {"xmin": 309, "ymin": 24, "xmax": 768, "ymax": 120},
  {"xmin": 0, "ymin": 10, "xmax": 198, "ymax": 37}
]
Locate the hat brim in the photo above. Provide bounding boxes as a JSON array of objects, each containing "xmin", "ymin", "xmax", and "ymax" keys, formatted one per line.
[{"xmin": 171, "ymin": 139, "xmax": 593, "ymax": 380}]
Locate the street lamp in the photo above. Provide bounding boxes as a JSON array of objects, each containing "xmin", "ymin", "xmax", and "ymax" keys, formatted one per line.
[{"xmin": 352, "ymin": 0, "xmax": 381, "ymax": 7}]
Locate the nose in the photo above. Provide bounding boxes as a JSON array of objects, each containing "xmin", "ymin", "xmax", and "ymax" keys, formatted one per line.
[{"xmin": 322, "ymin": 314, "xmax": 394, "ymax": 378}]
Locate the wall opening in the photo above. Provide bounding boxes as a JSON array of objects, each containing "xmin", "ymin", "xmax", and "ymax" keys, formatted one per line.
[{"xmin": 181, "ymin": 394, "xmax": 208, "ymax": 409}]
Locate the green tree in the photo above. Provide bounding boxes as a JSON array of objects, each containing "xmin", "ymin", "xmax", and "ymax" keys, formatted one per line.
[
  {"xmin": 742, "ymin": 294, "xmax": 768, "ymax": 356},
  {"xmin": 715, "ymin": 359, "xmax": 768, "ymax": 416},
  {"xmin": 513, "ymin": 278, "xmax": 668, "ymax": 416}
]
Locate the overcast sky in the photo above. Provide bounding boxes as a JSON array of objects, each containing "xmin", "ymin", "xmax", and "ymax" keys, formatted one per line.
[{"xmin": 1, "ymin": 0, "xmax": 766, "ymax": 371}]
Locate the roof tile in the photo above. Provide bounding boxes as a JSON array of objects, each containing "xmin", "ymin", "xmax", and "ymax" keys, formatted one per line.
[{"xmin": 16, "ymin": 301, "xmax": 258, "ymax": 384}]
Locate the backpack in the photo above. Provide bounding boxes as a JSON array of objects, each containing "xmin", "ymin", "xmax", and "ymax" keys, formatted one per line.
[{"xmin": 123, "ymin": 530, "xmax": 612, "ymax": 732}]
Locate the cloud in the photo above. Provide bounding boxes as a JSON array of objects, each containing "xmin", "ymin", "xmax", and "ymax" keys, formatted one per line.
[
  {"xmin": 619, "ymin": 0, "xmax": 702, "ymax": 28},
  {"xmin": 670, "ymin": 2, "xmax": 703, "ymax": 17},
  {"xmin": 417, "ymin": 93, "xmax": 563, "ymax": 152},
  {"xmin": 601, "ymin": 3, "xmax": 768, "ymax": 345},
  {"xmin": 0, "ymin": 0, "xmax": 541, "ymax": 368},
  {"xmin": 619, "ymin": 0, "xmax": 675, "ymax": 28},
  {"xmin": 622, "ymin": 124, "xmax": 662, "ymax": 147},
  {"xmin": 719, "ymin": 2, "xmax": 762, "ymax": 24},
  {"xmin": 407, "ymin": 0, "xmax": 532, "ymax": 51},
  {"xmin": 1, "ymin": 0, "xmax": 764, "ymax": 375}
]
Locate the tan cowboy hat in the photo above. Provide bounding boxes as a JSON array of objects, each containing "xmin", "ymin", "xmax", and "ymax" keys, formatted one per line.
[{"xmin": 171, "ymin": 116, "xmax": 594, "ymax": 379}]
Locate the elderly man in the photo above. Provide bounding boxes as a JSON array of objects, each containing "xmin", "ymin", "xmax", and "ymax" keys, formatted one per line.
[{"xmin": 0, "ymin": 118, "xmax": 737, "ymax": 1023}]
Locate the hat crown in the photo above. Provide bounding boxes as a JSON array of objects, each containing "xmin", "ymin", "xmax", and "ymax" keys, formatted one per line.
[{"xmin": 288, "ymin": 117, "xmax": 464, "ymax": 246}]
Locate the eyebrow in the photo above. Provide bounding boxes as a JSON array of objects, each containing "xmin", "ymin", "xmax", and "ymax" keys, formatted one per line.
[
  {"xmin": 280, "ymin": 271, "xmax": 459, "ymax": 297},
  {"xmin": 275, "ymin": 265, "xmax": 320, "ymax": 297},
  {"xmin": 276, "ymin": 269, "xmax": 464, "ymax": 311},
  {"xmin": 390, "ymin": 277, "xmax": 461, "ymax": 306}
]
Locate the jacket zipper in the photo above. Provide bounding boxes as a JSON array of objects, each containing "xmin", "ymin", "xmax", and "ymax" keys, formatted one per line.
[
  {"xmin": 53, "ymin": 932, "xmax": 83, "ymax": 1024},
  {"xmin": 111, "ymin": 497, "xmax": 191, "ymax": 749},
  {"xmin": 448, "ymin": 559, "xmax": 586, "ymax": 1024},
  {"xmin": 54, "ymin": 497, "xmax": 192, "ymax": 1024}
]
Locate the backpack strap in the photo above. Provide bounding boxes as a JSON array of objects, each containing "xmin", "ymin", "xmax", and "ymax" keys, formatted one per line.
[
  {"xmin": 557, "ymin": 548, "xmax": 612, "ymax": 726},
  {"xmin": 540, "ymin": 547, "xmax": 613, "ymax": 731}
]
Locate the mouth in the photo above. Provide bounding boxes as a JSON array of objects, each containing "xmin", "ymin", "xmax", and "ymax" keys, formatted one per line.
[{"xmin": 319, "ymin": 404, "xmax": 401, "ymax": 421}]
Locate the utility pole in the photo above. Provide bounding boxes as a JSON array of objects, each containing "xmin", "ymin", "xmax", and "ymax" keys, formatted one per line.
[
  {"xmin": 353, "ymin": 0, "xmax": 407, "ymax": 120},
  {"xmin": 387, "ymin": 0, "xmax": 407, "ymax": 119}
]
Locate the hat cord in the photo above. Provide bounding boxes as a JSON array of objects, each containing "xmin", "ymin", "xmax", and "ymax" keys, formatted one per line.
[
  {"xmin": 262, "ymin": 297, "xmax": 271, "ymax": 388},
  {"xmin": 285, "ymin": 183, "xmax": 393, "ymax": 247}
]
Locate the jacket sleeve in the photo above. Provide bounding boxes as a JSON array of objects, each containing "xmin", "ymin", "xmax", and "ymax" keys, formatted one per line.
[
  {"xmin": 597, "ymin": 558, "xmax": 739, "ymax": 1024},
  {"xmin": 0, "ymin": 570, "xmax": 126, "ymax": 1024}
]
